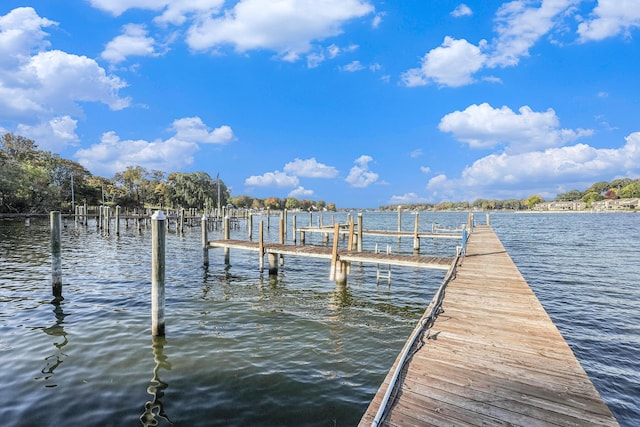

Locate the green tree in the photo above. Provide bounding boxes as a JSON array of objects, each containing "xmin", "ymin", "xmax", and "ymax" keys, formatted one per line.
[
  {"xmin": 526, "ymin": 195, "xmax": 544, "ymax": 209},
  {"xmin": 229, "ymin": 195, "xmax": 253, "ymax": 209},
  {"xmin": 619, "ymin": 180, "xmax": 640, "ymax": 198},
  {"xmin": 581, "ymin": 191, "xmax": 604, "ymax": 207},
  {"xmin": 264, "ymin": 197, "xmax": 281, "ymax": 210},
  {"xmin": 585, "ymin": 181, "xmax": 610, "ymax": 195},
  {"xmin": 556, "ymin": 189, "xmax": 583, "ymax": 201},
  {"xmin": 285, "ymin": 197, "xmax": 299, "ymax": 209},
  {"xmin": 165, "ymin": 172, "xmax": 229, "ymax": 209}
]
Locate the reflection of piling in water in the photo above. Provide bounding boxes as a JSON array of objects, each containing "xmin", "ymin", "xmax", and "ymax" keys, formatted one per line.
[
  {"xmin": 140, "ymin": 336, "xmax": 172, "ymax": 427},
  {"xmin": 50, "ymin": 211, "xmax": 62, "ymax": 299},
  {"xmin": 36, "ymin": 301, "xmax": 68, "ymax": 387}
]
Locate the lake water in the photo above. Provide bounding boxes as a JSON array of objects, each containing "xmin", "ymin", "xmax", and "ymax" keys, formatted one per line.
[{"xmin": 0, "ymin": 211, "xmax": 637, "ymax": 426}]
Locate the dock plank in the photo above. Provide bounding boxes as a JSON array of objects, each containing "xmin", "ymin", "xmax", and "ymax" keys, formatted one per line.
[{"xmin": 359, "ymin": 225, "xmax": 618, "ymax": 426}]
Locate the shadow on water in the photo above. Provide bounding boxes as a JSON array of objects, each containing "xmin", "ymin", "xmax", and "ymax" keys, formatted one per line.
[
  {"xmin": 34, "ymin": 300, "xmax": 68, "ymax": 388},
  {"xmin": 140, "ymin": 336, "xmax": 173, "ymax": 427}
]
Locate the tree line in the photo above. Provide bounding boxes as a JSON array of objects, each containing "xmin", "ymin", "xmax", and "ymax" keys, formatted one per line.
[
  {"xmin": 0, "ymin": 133, "xmax": 334, "ymax": 214},
  {"xmin": 380, "ymin": 178, "xmax": 640, "ymax": 212}
]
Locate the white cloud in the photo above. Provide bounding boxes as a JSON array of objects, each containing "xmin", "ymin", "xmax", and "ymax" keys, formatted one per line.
[
  {"xmin": 345, "ymin": 155, "xmax": 378, "ymax": 188},
  {"xmin": 438, "ymin": 103, "xmax": 593, "ymax": 153},
  {"xmin": 401, "ymin": 37, "xmax": 486, "ymax": 87},
  {"xmin": 101, "ymin": 24, "xmax": 158, "ymax": 64},
  {"xmin": 75, "ymin": 117, "xmax": 233, "ymax": 176},
  {"xmin": 427, "ymin": 132, "xmax": 640, "ymax": 200},
  {"xmin": 306, "ymin": 43, "xmax": 358, "ymax": 68},
  {"xmin": 86, "ymin": 0, "xmax": 167, "ymax": 16},
  {"xmin": 372, "ymin": 13, "xmax": 385, "ymax": 28},
  {"xmin": 88, "ymin": 0, "xmax": 225, "ymax": 23},
  {"xmin": 0, "ymin": 7, "xmax": 56, "ymax": 65},
  {"xmin": 410, "ymin": 149, "xmax": 423, "ymax": 158},
  {"xmin": 388, "ymin": 192, "xmax": 429, "ymax": 204},
  {"xmin": 170, "ymin": 117, "xmax": 235, "ymax": 144},
  {"xmin": 288, "ymin": 186, "xmax": 314, "ymax": 198},
  {"xmin": 577, "ymin": 0, "xmax": 640, "ymax": 41},
  {"xmin": 341, "ymin": 60, "xmax": 365, "ymax": 72},
  {"xmin": 15, "ymin": 116, "xmax": 79, "ymax": 151},
  {"xmin": 401, "ymin": 1, "xmax": 589, "ymax": 88},
  {"xmin": 245, "ymin": 171, "xmax": 299, "ymax": 187},
  {"xmin": 185, "ymin": 0, "xmax": 374, "ymax": 60},
  {"xmin": 0, "ymin": 7, "xmax": 130, "ymax": 146},
  {"xmin": 420, "ymin": 166, "xmax": 431, "ymax": 174},
  {"xmin": 155, "ymin": 0, "xmax": 225, "ymax": 26},
  {"xmin": 283, "ymin": 157, "xmax": 338, "ymax": 178},
  {"xmin": 451, "ymin": 4, "xmax": 472, "ymax": 18},
  {"xmin": 487, "ymin": 0, "xmax": 577, "ymax": 68}
]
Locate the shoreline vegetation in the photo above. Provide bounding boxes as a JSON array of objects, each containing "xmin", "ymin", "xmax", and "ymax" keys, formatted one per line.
[{"xmin": 2, "ymin": 133, "xmax": 639, "ymax": 215}]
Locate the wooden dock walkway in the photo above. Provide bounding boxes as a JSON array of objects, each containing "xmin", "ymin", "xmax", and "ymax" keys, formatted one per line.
[
  {"xmin": 207, "ymin": 239, "xmax": 454, "ymax": 270},
  {"xmin": 359, "ymin": 225, "xmax": 618, "ymax": 426}
]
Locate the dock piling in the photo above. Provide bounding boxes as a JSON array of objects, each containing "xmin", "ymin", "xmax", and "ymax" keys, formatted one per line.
[
  {"xmin": 413, "ymin": 213, "xmax": 420, "ymax": 253},
  {"xmin": 50, "ymin": 211, "xmax": 62, "ymax": 299},
  {"xmin": 115, "ymin": 205, "xmax": 121, "ymax": 235},
  {"xmin": 259, "ymin": 220, "xmax": 265, "ymax": 273},
  {"xmin": 202, "ymin": 214, "xmax": 209, "ymax": 267},
  {"xmin": 224, "ymin": 216, "xmax": 230, "ymax": 265},
  {"xmin": 151, "ymin": 210, "xmax": 166, "ymax": 336}
]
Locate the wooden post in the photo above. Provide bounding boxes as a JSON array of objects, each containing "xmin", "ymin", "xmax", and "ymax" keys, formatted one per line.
[
  {"xmin": 278, "ymin": 218, "xmax": 285, "ymax": 266},
  {"xmin": 397, "ymin": 206, "xmax": 402, "ymax": 243},
  {"xmin": 283, "ymin": 209, "xmax": 287, "ymax": 238},
  {"xmin": 202, "ymin": 215, "xmax": 209, "ymax": 267},
  {"xmin": 50, "ymin": 211, "xmax": 62, "ymax": 299},
  {"xmin": 248, "ymin": 213, "xmax": 253, "ymax": 241},
  {"xmin": 292, "ymin": 215, "xmax": 297, "ymax": 245},
  {"xmin": 357, "ymin": 213, "xmax": 363, "ymax": 252},
  {"xmin": 329, "ymin": 222, "xmax": 340, "ymax": 281},
  {"xmin": 180, "ymin": 208, "xmax": 185, "ymax": 234},
  {"xmin": 486, "ymin": 213, "xmax": 491, "ymax": 226},
  {"xmin": 98, "ymin": 205, "xmax": 103, "ymax": 230},
  {"xmin": 413, "ymin": 212, "xmax": 420, "ymax": 252},
  {"xmin": 115, "ymin": 205, "xmax": 121, "ymax": 236},
  {"xmin": 335, "ymin": 260, "xmax": 347, "ymax": 286},
  {"xmin": 309, "ymin": 210, "xmax": 312, "ymax": 227},
  {"xmin": 348, "ymin": 220, "xmax": 354, "ymax": 251},
  {"xmin": 104, "ymin": 206, "xmax": 110, "ymax": 235},
  {"xmin": 224, "ymin": 216, "xmax": 230, "ymax": 265},
  {"xmin": 268, "ymin": 253, "xmax": 278, "ymax": 276},
  {"xmin": 259, "ymin": 220, "xmax": 264, "ymax": 273},
  {"xmin": 267, "ymin": 207, "xmax": 271, "ymax": 229},
  {"xmin": 151, "ymin": 210, "xmax": 166, "ymax": 336},
  {"xmin": 461, "ymin": 229, "xmax": 468, "ymax": 256}
]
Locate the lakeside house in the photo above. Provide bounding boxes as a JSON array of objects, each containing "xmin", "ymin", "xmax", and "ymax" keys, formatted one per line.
[{"xmin": 535, "ymin": 198, "xmax": 639, "ymax": 211}]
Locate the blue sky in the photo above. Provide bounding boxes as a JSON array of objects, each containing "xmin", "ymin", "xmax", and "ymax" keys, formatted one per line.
[{"xmin": 1, "ymin": 1, "xmax": 639, "ymax": 208}]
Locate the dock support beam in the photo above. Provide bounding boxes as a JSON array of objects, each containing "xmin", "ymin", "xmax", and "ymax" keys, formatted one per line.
[
  {"xmin": 151, "ymin": 210, "xmax": 166, "ymax": 336},
  {"xmin": 50, "ymin": 211, "xmax": 62, "ymax": 300}
]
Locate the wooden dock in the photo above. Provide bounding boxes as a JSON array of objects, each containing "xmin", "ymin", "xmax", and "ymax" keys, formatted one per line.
[
  {"xmin": 207, "ymin": 239, "xmax": 454, "ymax": 270},
  {"xmin": 359, "ymin": 225, "xmax": 618, "ymax": 426}
]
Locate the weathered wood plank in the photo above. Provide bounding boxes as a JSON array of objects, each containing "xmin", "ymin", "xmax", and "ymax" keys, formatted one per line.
[{"xmin": 359, "ymin": 225, "xmax": 618, "ymax": 427}]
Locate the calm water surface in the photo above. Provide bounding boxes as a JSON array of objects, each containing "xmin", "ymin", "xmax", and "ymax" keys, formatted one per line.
[{"xmin": 0, "ymin": 211, "xmax": 638, "ymax": 426}]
